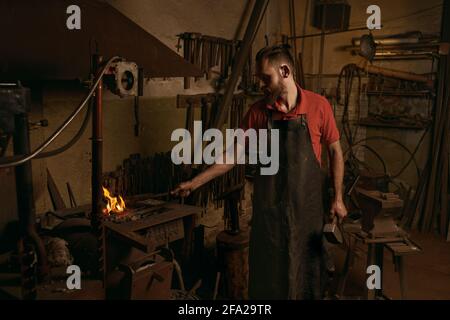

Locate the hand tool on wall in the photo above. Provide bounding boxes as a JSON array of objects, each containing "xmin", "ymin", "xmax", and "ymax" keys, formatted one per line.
[
  {"xmin": 178, "ymin": 33, "xmax": 256, "ymax": 91},
  {"xmin": 182, "ymin": 33, "xmax": 193, "ymax": 89}
]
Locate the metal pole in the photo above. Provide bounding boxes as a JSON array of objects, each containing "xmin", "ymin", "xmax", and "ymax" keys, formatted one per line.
[
  {"xmin": 290, "ymin": 26, "xmax": 368, "ymax": 40},
  {"xmin": 14, "ymin": 111, "xmax": 49, "ymax": 298},
  {"xmin": 212, "ymin": 0, "xmax": 269, "ymax": 130},
  {"xmin": 289, "ymin": 0, "xmax": 299, "ymax": 84},
  {"xmin": 91, "ymin": 54, "xmax": 105, "ymax": 283},
  {"xmin": 317, "ymin": 3, "xmax": 328, "ymax": 93}
]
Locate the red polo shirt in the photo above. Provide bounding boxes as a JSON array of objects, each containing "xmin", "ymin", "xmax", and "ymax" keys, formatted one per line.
[{"xmin": 239, "ymin": 85, "xmax": 340, "ymax": 164}]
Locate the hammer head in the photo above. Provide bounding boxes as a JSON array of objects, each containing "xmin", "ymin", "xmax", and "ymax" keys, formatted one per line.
[{"xmin": 323, "ymin": 217, "xmax": 343, "ymax": 244}]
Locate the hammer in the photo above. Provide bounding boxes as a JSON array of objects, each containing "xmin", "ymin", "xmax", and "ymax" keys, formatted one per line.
[
  {"xmin": 323, "ymin": 215, "xmax": 343, "ymax": 244},
  {"xmin": 323, "ymin": 186, "xmax": 343, "ymax": 244}
]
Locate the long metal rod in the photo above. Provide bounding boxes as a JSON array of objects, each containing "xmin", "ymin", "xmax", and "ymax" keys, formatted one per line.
[
  {"xmin": 300, "ymin": 0, "xmax": 310, "ymax": 56},
  {"xmin": 91, "ymin": 54, "xmax": 105, "ymax": 284},
  {"xmin": 289, "ymin": 26, "xmax": 368, "ymax": 40},
  {"xmin": 289, "ymin": 0, "xmax": 299, "ymax": 84},
  {"xmin": 317, "ymin": 3, "xmax": 326, "ymax": 92},
  {"xmin": 212, "ymin": 0, "xmax": 269, "ymax": 130}
]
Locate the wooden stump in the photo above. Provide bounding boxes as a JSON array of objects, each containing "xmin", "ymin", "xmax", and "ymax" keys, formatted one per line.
[{"xmin": 216, "ymin": 229, "xmax": 250, "ymax": 300}]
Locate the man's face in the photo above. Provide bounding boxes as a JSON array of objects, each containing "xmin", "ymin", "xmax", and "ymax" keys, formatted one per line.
[{"xmin": 256, "ymin": 58, "xmax": 285, "ymax": 105}]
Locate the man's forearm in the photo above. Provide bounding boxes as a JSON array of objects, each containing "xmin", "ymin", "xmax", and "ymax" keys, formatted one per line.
[
  {"xmin": 190, "ymin": 162, "xmax": 235, "ymax": 190},
  {"xmin": 329, "ymin": 142, "xmax": 345, "ymax": 200},
  {"xmin": 332, "ymin": 157, "xmax": 344, "ymax": 200},
  {"xmin": 190, "ymin": 141, "xmax": 244, "ymax": 190}
]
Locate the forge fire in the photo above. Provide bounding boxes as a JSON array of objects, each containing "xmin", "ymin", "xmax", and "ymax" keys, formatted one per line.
[{"xmin": 102, "ymin": 186, "xmax": 126, "ymax": 215}]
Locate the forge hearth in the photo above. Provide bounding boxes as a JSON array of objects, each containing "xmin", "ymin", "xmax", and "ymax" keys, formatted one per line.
[
  {"xmin": 103, "ymin": 198, "xmax": 170, "ymax": 224},
  {"xmin": 104, "ymin": 200, "xmax": 201, "ymax": 254},
  {"xmin": 102, "ymin": 196, "xmax": 202, "ymax": 299}
]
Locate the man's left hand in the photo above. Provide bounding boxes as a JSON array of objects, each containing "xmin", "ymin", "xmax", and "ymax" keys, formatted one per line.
[{"xmin": 330, "ymin": 198, "xmax": 348, "ymax": 220}]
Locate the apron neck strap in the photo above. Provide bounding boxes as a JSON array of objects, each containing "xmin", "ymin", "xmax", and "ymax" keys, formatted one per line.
[
  {"xmin": 266, "ymin": 109, "xmax": 308, "ymax": 129},
  {"xmin": 266, "ymin": 109, "xmax": 273, "ymax": 130}
]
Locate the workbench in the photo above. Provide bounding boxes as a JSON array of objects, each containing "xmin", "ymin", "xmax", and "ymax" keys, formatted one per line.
[{"xmin": 337, "ymin": 230, "xmax": 422, "ymax": 300}]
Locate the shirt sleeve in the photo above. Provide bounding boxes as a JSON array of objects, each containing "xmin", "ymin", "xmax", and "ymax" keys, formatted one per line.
[
  {"xmin": 238, "ymin": 103, "xmax": 265, "ymax": 153},
  {"xmin": 239, "ymin": 107, "xmax": 253, "ymax": 131},
  {"xmin": 239, "ymin": 102, "xmax": 264, "ymax": 131},
  {"xmin": 321, "ymin": 99, "xmax": 340, "ymax": 145}
]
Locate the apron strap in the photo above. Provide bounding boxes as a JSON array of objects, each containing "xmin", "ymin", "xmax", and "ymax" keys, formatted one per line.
[
  {"xmin": 300, "ymin": 114, "xmax": 307, "ymax": 128},
  {"xmin": 266, "ymin": 109, "xmax": 273, "ymax": 130},
  {"xmin": 266, "ymin": 109, "xmax": 308, "ymax": 129}
]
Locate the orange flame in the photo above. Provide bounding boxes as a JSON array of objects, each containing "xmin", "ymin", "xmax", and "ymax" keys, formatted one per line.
[{"xmin": 102, "ymin": 186, "xmax": 126, "ymax": 215}]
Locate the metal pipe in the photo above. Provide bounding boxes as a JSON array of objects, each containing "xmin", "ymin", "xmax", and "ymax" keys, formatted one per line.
[
  {"xmin": 352, "ymin": 38, "xmax": 420, "ymax": 46},
  {"xmin": 300, "ymin": 0, "xmax": 310, "ymax": 56},
  {"xmin": 372, "ymin": 51, "xmax": 437, "ymax": 57},
  {"xmin": 289, "ymin": 26, "xmax": 368, "ymax": 40},
  {"xmin": 357, "ymin": 60, "xmax": 432, "ymax": 85},
  {"xmin": 212, "ymin": 0, "xmax": 269, "ymax": 130},
  {"xmin": 316, "ymin": 17, "xmax": 326, "ymax": 94},
  {"xmin": 233, "ymin": 0, "xmax": 253, "ymax": 41},
  {"xmin": 317, "ymin": 3, "xmax": 326, "ymax": 93},
  {"xmin": 91, "ymin": 54, "xmax": 105, "ymax": 283},
  {"xmin": 13, "ymin": 112, "xmax": 49, "ymax": 289},
  {"xmin": 289, "ymin": 0, "xmax": 299, "ymax": 84},
  {"xmin": 342, "ymin": 43, "xmax": 440, "ymax": 52},
  {"xmin": 14, "ymin": 114, "xmax": 35, "ymax": 231}
]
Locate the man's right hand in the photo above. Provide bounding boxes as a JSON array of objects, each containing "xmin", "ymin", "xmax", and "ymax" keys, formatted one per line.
[{"xmin": 171, "ymin": 180, "xmax": 195, "ymax": 198}]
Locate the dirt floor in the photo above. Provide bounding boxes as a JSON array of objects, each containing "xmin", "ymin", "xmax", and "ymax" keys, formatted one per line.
[
  {"xmin": 1, "ymin": 228, "xmax": 448, "ymax": 300},
  {"xmin": 329, "ymin": 230, "xmax": 450, "ymax": 300}
]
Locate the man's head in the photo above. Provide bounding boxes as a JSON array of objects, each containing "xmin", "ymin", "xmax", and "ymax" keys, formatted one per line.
[{"xmin": 255, "ymin": 44, "xmax": 296, "ymax": 105}]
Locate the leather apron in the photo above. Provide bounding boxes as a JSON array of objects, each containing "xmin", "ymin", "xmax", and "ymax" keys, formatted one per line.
[{"xmin": 249, "ymin": 111, "xmax": 326, "ymax": 300}]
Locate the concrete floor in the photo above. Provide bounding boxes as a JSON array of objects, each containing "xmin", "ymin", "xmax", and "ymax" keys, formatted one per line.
[{"xmin": 330, "ymin": 230, "xmax": 450, "ymax": 300}]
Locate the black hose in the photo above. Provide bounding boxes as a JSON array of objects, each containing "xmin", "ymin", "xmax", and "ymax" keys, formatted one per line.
[
  {"xmin": 36, "ymin": 98, "xmax": 92, "ymax": 158},
  {"xmin": 0, "ymin": 56, "xmax": 120, "ymax": 168}
]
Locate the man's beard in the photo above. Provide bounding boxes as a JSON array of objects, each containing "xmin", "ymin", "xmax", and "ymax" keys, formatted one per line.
[{"xmin": 264, "ymin": 84, "xmax": 283, "ymax": 105}]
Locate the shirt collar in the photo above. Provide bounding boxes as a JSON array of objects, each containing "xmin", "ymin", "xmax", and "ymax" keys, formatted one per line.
[{"xmin": 266, "ymin": 84, "xmax": 307, "ymax": 116}]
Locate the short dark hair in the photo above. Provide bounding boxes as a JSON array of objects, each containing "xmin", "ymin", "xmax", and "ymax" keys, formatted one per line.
[{"xmin": 255, "ymin": 44, "xmax": 295, "ymax": 71}]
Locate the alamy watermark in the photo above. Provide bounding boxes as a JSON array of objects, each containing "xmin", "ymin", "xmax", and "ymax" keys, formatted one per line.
[
  {"xmin": 66, "ymin": 265, "xmax": 81, "ymax": 290},
  {"xmin": 170, "ymin": 121, "xmax": 280, "ymax": 176},
  {"xmin": 66, "ymin": 5, "xmax": 81, "ymax": 30},
  {"xmin": 366, "ymin": 265, "xmax": 381, "ymax": 290},
  {"xmin": 367, "ymin": 5, "xmax": 382, "ymax": 30},
  {"xmin": 63, "ymin": 4, "xmax": 381, "ymax": 32}
]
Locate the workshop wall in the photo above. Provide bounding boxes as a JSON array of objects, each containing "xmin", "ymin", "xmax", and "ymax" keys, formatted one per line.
[
  {"xmin": 7, "ymin": 0, "xmax": 442, "ymax": 247},
  {"xmin": 289, "ymin": 0, "xmax": 442, "ymax": 190}
]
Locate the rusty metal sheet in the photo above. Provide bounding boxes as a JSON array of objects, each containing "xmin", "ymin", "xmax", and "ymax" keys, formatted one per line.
[{"xmin": 0, "ymin": 0, "xmax": 203, "ymax": 80}]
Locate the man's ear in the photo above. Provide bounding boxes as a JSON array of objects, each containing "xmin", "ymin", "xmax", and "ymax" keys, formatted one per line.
[{"xmin": 279, "ymin": 64, "xmax": 290, "ymax": 78}]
